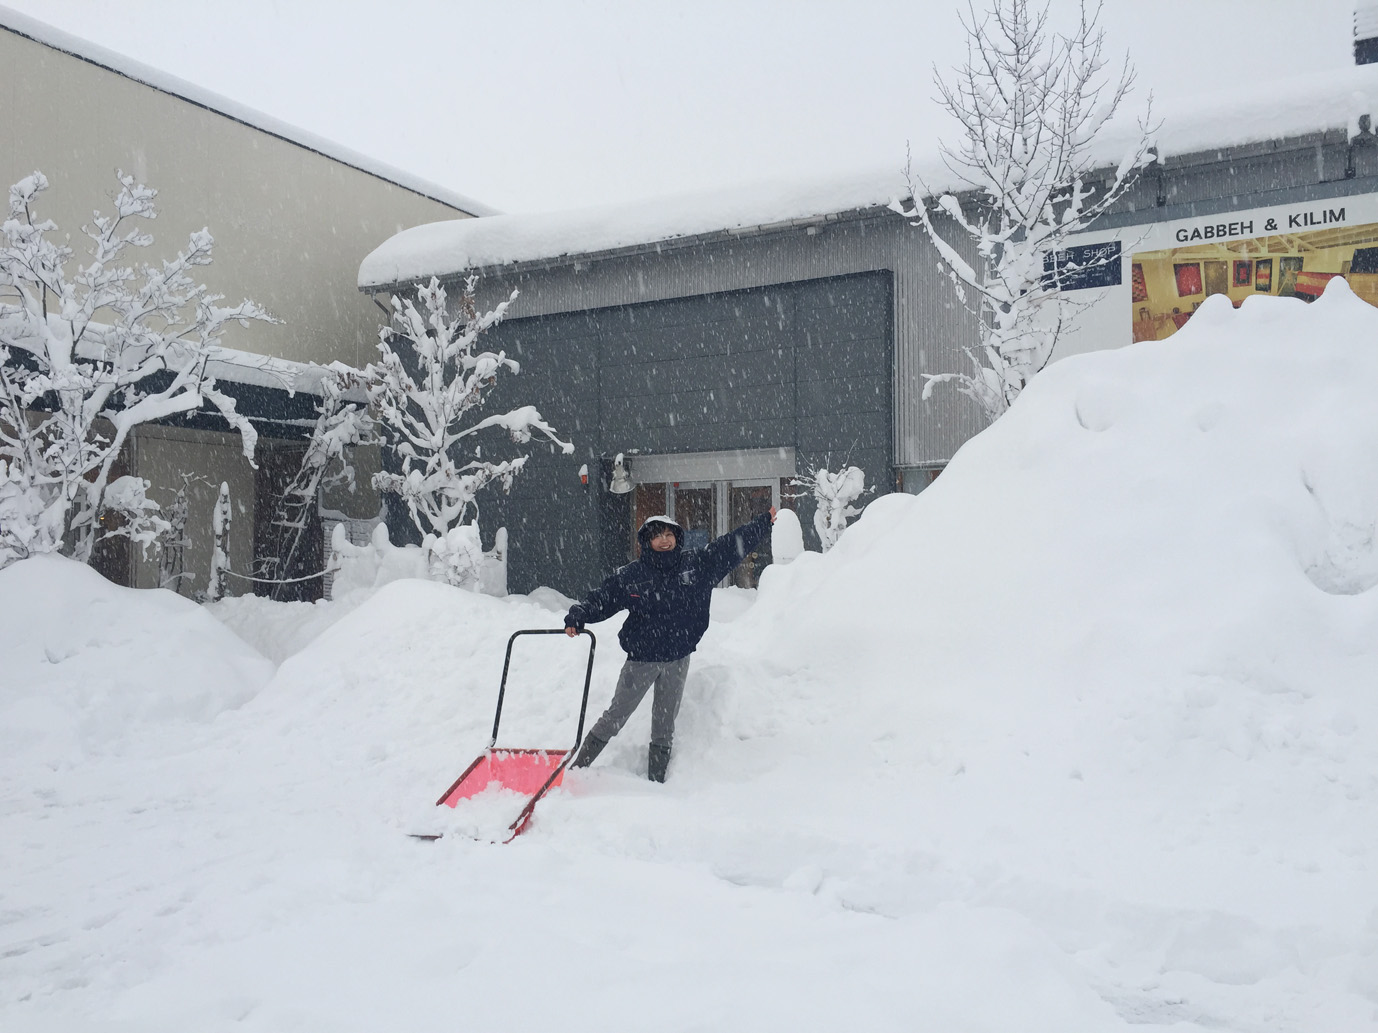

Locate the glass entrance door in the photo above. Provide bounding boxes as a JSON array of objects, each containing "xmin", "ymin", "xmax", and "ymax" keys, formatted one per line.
[
  {"xmin": 671, "ymin": 483, "xmax": 716, "ymax": 552},
  {"xmin": 727, "ymin": 482, "xmax": 775, "ymax": 588}
]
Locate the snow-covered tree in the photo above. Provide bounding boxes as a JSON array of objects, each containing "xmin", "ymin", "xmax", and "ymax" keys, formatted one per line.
[
  {"xmin": 155, "ymin": 472, "xmax": 201, "ymax": 594},
  {"xmin": 0, "ymin": 171, "xmax": 273, "ymax": 569},
  {"xmin": 255, "ymin": 365, "xmax": 376, "ymax": 600},
  {"xmin": 207, "ymin": 481, "xmax": 231, "ymax": 603},
  {"xmin": 364, "ymin": 275, "xmax": 571, "ymax": 587},
  {"xmin": 792, "ymin": 465, "xmax": 870, "ymax": 552},
  {"xmin": 892, "ymin": 0, "xmax": 1152, "ymax": 422}
]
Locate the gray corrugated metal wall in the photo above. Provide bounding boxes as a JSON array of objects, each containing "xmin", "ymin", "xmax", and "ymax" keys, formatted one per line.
[
  {"xmin": 1087, "ymin": 130, "xmax": 1378, "ymax": 228},
  {"xmin": 462, "ymin": 210, "xmax": 984, "ymax": 474},
  {"xmin": 472, "ymin": 272, "xmax": 893, "ymax": 595}
]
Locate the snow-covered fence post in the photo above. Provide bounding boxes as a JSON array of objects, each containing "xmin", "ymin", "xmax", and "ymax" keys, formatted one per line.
[
  {"xmin": 156, "ymin": 473, "xmax": 199, "ymax": 594},
  {"xmin": 792, "ymin": 466, "xmax": 870, "ymax": 552},
  {"xmin": 0, "ymin": 170, "xmax": 274, "ymax": 570},
  {"xmin": 480, "ymin": 526, "xmax": 508, "ymax": 597},
  {"xmin": 890, "ymin": 0, "xmax": 1153, "ymax": 423},
  {"xmin": 363, "ymin": 275, "xmax": 572, "ymax": 588},
  {"xmin": 208, "ymin": 482, "xmax": 231, "ymax": 603}
]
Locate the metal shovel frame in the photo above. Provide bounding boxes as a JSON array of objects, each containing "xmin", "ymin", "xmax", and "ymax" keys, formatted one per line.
[{"xmin": 425, "ymin": 628, "xmax": 596, "ymax": 842}]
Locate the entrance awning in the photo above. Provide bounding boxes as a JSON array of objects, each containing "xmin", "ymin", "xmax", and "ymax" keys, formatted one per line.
[{"xmin": 627, "ymin": 447, "xmax": 796, "ymax": 485}]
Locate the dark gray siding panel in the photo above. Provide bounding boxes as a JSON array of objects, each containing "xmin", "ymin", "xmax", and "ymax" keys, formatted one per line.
[
  {"xmin": 462, "ymin": 211, "xmax": 969, "ymax": 470},
  {"xmin": 798, "ymin": 375, "xmax": 890, "ymax": 415},
  {"xmin": 461, "ymin": 270, "xmax": 892, "ymax": 594}
]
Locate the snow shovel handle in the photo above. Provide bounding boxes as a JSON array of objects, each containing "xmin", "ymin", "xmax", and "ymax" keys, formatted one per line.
[{"xmin": 491, "ymin": 628, "xmax": 597, "ymax": 751}]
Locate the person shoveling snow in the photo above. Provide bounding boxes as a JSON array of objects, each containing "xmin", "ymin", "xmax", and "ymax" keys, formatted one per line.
[{"xmin": 563, "ymin": 510, "xmax": 774, "ymax": 781}]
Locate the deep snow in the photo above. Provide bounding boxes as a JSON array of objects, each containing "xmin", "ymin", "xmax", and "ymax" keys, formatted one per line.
[{"xmin": 4, "ymin": 283, "xmax": 1378, "ymax": 1031}]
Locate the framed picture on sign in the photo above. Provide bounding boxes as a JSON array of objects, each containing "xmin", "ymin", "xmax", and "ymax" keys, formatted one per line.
[
  {"xmin": 1255, "ymin": 258, "xmax": 1273, "ymax": 292},
  {"xmin": 1131, "ymin": 263, "xmax": 1147, "ymax": 302},
  {"xmin": 1174, "ymin": 262, "xmax": 1203, "ymax": 297},
  {"xmin": 1233, "ymin": 260, "xmax": 1253, "ymax": 287},
  {"xmin": 1278, "ymin": 256, "xmax": 1304, "ymax": 297}
]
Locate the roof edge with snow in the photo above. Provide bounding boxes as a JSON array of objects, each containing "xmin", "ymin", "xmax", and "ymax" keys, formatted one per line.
[
  {"xmin": 357, "ymin": 171, "xmax": 913, "ymax": 292},
  {"xmin": 0, "ymin": 5, "xmax": 498, "ymax": 218},
  {"xmin": 358, "ymin": 64, "xmax": 1378, "ymax": 292}
]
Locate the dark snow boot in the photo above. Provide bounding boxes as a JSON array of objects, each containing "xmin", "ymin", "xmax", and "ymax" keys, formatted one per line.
[
  {"xmin": 571, "ymin": 734, "xmax": 608, "ymax": 769},
  {"xmin": 647, "ymin": 744, "xmax": 671, "ymax": 783}
]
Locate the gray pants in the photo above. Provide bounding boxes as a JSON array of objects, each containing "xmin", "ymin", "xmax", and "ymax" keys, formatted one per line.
[{"xmin": 587, "ymin": 656, "xmax": 691, "ymax": 749}]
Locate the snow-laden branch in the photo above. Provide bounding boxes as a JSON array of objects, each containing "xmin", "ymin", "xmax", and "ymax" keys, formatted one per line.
[
  {"xmin": 253, "ymin": 367, "xmax": 377, "ymax": 599},
  {"xmin": 0, "ymin": 171, "xmax": 276, "ymax": 569},
  {"xmin": 891, "ymin": 0, "xmax": 1155, "ymax": 423}
]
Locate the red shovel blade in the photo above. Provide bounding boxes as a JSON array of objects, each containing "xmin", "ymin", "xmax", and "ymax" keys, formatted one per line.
[{"xmin": 437, "ymin": 749, "xmax": 568, "ymax": 807}]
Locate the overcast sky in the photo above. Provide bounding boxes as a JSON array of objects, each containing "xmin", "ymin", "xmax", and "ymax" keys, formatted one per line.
[{"xmin": 3, "ymin": 1, "xmax": 1358, "ymax": 215}]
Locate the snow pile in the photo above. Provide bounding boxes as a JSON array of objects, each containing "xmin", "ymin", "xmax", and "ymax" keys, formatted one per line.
[
  {"xmin": 328, "ymin": 521, "xmax": 508, "ymax": 599},
  {"xmin": 728, "ymin": 281, "xmax": 1378, "ymax": 1023},
  {"xmin": 328, "ymin": 521, "xmax": 429, "ymax": 595},
  {"xmin": 5, "ymin": 282, "xmax": 1378, "ymax": 1030},
  {"xmin": 0, "ymin": 555, "xmax": 273, "ymax": 767},
  {"xmin": 769, "ymin": 506, "xmax": 804, "ymax": 563}
]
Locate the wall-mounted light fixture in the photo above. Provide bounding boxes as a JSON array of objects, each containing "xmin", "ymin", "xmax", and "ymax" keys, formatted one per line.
[
  {"xmin": 578, "ymin": 463, "xmax": 589, "ymax": 489},
  {"xmin": 609, "ymin": 453, "xmax": 633, "ymax": 494}
]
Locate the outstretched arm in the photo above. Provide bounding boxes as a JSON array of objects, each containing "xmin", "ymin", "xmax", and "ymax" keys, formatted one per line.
[
  {"xmin": 564, "ymin": 572, "xmax": 627, "ymax": 635},
  {"xmin": 702, "ymin": 508, "xmax": 775, "ymax": 583}
]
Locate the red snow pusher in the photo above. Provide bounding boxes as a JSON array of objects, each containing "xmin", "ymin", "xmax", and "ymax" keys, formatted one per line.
[{"xmin": 414, "ymin": 628, "xmax": 596, "ymax": 843}]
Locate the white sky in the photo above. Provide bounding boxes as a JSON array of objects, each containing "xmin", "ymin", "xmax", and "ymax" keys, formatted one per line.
[{"xmin": 2, "ymin": 0, "xmax": 1359, "ymax": 215}]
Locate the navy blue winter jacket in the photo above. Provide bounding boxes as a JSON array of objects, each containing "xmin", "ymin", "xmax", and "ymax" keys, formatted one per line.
[{"xmin": 563, "ymin": 513, "xmax": 773, "ymax": 662}]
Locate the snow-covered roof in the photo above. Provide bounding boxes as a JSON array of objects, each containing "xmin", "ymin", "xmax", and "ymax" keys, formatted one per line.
[
  {"xmin": 359, "ymin": 65, "xmax": 1378, "ymax": 291},
  {"xmin": 0, "ymin": 6, "xmax": 497, "ymax": 218},
  {"xmin": 357, "ymin": 168, "xmax": 912, "ymax": 290},
  {"xmin": 203, "ymin": 345, "xmax": 329, "ymax": 397}
]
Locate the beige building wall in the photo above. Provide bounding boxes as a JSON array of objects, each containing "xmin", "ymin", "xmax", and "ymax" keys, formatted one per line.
[
  {"xmin": 128, "ymin": 426, "xmax": 258, "ymax": 594},
  {"xmin": 126, "ymin": 427, "xmax": 384, "ymax": 595},
  {"xmin": 0, "ymin": 23, "xmax": 476, "ymax": 370},
  {"xmin": 2, "ymin": 19, "xmax": 483, "ymax": 595}
]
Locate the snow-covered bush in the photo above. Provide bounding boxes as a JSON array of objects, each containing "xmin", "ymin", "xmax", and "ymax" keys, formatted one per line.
[
  {"xmin": 0, "ymin": 171, "xmax": 272, "ymax": 569},
  {"xmin": 363, "ymin": 275, "xmax": 571, "ymax": 588},
  {"xmin": 423, "ymin": 523, "xmax": 483, "ymax": 590},
  {"xmin": 328, "ymin": 520, "xmax": 510, "ymax": 600},
  {"xmin": 793, "ymin": 466, "xmax": 870, "ymax": 552},
  {"xmin": 891, "ymin": 0, "xmax": 1152, "ymax": 422},
  {"xmin": 101, "ymin": 475, "xmax": 170, "ymax": 554}
]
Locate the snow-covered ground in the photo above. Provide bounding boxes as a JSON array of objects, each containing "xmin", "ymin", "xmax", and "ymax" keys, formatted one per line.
[{"xmin": 4, "ymin": 283, "xmax": 1378, "ymax": 1031}]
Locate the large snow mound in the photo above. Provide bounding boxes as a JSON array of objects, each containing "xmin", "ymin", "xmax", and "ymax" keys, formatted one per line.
[
  {"xmin": 0, "ymin": 554, "xmax": 274, "ymax": 767},
  {"xmin": 5, "ymin": 282, "xmax": 1378, "ymax": 1031},
  {"xmin": 714, "ymin": 282, "xmax": 1378, "ymax": 1021}
]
